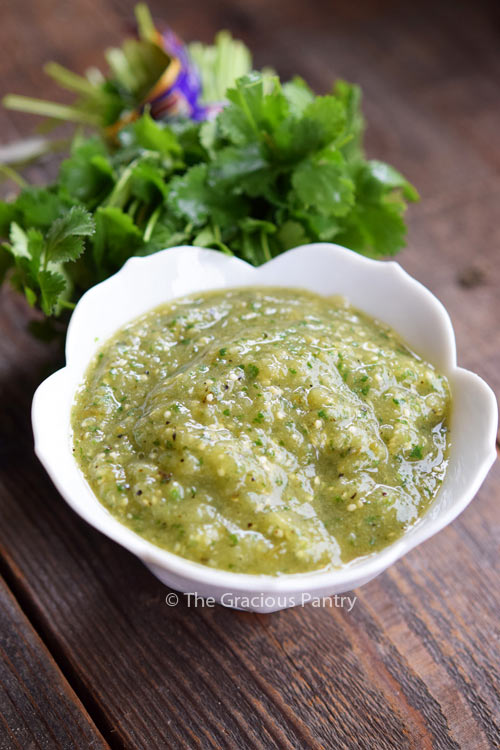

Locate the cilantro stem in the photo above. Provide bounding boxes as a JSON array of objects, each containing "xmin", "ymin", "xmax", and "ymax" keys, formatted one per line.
[
  {"xmin": 0, "ymin": 164, "xmax": 28, "ymax": 188},
  {"xmin": 127, "ymin": 199, "xmax": 140, "ymax": 219},
  {"xmin": 44, "ymin": 62, "xmax": 102, "ymax": 97},
  {"xmin": 105, "ymin": 159, "xmax": 139, "ymax": 208},
  {"xmin": 143, "ymin": 206, "xmax": 160, "ymax": 242},
  {"xmin": 242, "ymin": 232, "xmax": 254, "ymax": 263},
  {"xmin": 212, "ymin": 223, "xmax": 233, "ymax": 255},
  {"xmin": 58, "ymin": 299, "xmax": 76, "ymax": 310},
  {"xmin": 135, "ymin": 3, "xmax": 156, "ymax": 41},
  {"xmin": 260, "ymin": 229, "xmax": 272, "ymax": 262},
  {"xmin": 2, "ymin": 95, "xmax": 100, "ymax": 125}
]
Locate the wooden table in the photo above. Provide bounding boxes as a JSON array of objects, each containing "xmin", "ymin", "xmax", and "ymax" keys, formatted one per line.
[{"xmin": 1, "ymin": 1, "xmax": 499, "ymax": 747}]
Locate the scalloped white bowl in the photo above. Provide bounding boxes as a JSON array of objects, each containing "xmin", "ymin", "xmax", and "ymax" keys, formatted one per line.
[{"xmin": 32, "ymin": 244, "xmax": 497, "ymax": 612}]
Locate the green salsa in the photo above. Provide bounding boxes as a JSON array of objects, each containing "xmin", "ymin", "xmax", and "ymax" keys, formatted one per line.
[{"xmin": 72, "ymin": 287, "xmax": 451, "ymax": 575}]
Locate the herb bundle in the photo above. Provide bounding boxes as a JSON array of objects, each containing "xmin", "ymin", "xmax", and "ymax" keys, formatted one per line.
[{"xmin": 0, "ymin": 4, "xmax": 417, "ymax": 325}]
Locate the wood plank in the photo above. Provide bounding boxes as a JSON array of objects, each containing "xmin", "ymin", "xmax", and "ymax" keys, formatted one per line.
[
  {"xmin": 0, "ymin": 576, "xmax": 108, "ymax": 750},
  {"xmin": 0, "ymin": 0, "xmax": 499, "ymax": 748}
]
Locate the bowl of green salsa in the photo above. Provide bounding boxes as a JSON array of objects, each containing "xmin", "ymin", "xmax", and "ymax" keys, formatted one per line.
[{"xmin": 32, "ymin": 244, "xmax": 497, "ymax": 611}]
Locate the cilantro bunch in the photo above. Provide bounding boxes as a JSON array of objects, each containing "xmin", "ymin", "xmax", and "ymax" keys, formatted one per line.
[{"xmin": 0, "ymin": 50, "xmax": 417, "ymax": 325}]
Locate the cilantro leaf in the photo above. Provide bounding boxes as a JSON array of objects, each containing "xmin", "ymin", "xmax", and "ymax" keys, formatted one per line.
[
  {"xmin": 334, "ymin": 161, "xmax": 416, "ymax": 256},
  {"xmin": 219, "ymin": 73, "xmax": 288, "ymax": 147},
  {"xmin": 299, "ymin": 95, "xmax": 347, "ymax": 149},
  {"xmin": 292, "ymin": 159, "xmax": 355, "ymax": 216},
  {"xmin": 59, "ymin": 137, "xmax": 115, "ymax": 207},
  {"xmin": 38, "ymin": 269, "xmax": 67, "ymax": 315},
  {"xmin": 282, "ymin": 77, "xmax": 315, "ymax": 116},
  {"xmin": 333, "ymin": 80, "xmax": 364, "ymax": 161},
  {"xmin": 8, "ymin": 222, "xmax": 30, "ymax": 258},
  {"xmin": 168, "ymin": 164, "xmax": 210, "ymax": 225},
  {"xmin": 336, "ymin": 201, "xmax": 407, "ymax": 257},
  {"xmin": 365, "ymin": 160, "xmax": 419, "ymax": 202},
  {"xmin": 26, "ymin": 228, "xmax": 45, "ymax": 267},
  {"xmin": 169, "ymin": 163, "xmax": 247, "ymax": 227},
  {"xmin": 45, "ymin": 206, "xmax": 95, "ymax": 264},
  {"xmin": 302, "ymin": 212, "xmax": 340, "ymax": 242},
  {"xmin": 3, "ymin": 225, "xmax": 68, "ymax": 313},
  {"xmin": 15, "ymin": 187, "xmax": 69, "ymax": 230},
  {"xmin": 124, "ymin": 112, "xmax": 181, "ymax": 157},
  {"xmin": 208, "ymin": 142, "xmax": 270, "ymax": 196},
  {"xmin": 130, "ymin": 158, "xmax": 168, "ymax": 203},
  {"xmin": 93, "ymin": 206, "xmax": 143, "ymax": 275}
]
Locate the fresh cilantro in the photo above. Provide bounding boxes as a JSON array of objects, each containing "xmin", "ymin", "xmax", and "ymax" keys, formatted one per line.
[
  {"xmin": 38, "ymin": 270, "xmax": 67, "ymax": 316},
  {"xmin": 59, "ymin": 137, "xmax": 115, "ymax": 207},
  {"xmin": 0, "ymin": 6, "xmax": 418, "ymax": 326},
  {"xmin": 93, "ymin": 206, "xmax": 142, "ymax": 277},
  {"xmin": 45, "ymin": 206, "xmax": 95, "ymax": 264},
  {"xmin": 127, "ymin": 112, "xmax": 181, "ymax": 157},
  {"xmin": 2, "ymin": 208, "xmax": 94, "ymax": 315},
  {"xmin": 292, "ymin": 158, "xmax": 355, "ymax": 217}
]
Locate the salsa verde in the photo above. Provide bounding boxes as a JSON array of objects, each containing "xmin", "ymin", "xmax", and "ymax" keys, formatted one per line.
[{"xmin": 72, "ymin": 287, "xmax": 450, "ymax": 574}]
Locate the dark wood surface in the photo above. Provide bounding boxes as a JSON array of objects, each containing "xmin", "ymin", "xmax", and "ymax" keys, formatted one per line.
[
  {"xmin": 1, "ymin": 1, "xmax": 499, "ymax": 748},
  {"xmin": 0, "ymin": 576, "xmax": 108, "ymax": 749}
]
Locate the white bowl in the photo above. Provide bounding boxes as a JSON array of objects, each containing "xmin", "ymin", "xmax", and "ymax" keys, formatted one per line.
[{"xmin": 32, "ymin": 244, "xmax": 498, "ymax": 612}]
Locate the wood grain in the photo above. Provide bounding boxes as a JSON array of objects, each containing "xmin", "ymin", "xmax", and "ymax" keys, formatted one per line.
[
  {"xmin": 0, "ymin": 575, "xmax": 108, "ymax": 749},
  {"xmin": 0, "ymin": 0, "xmax": 499, "ymax": 748}
]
